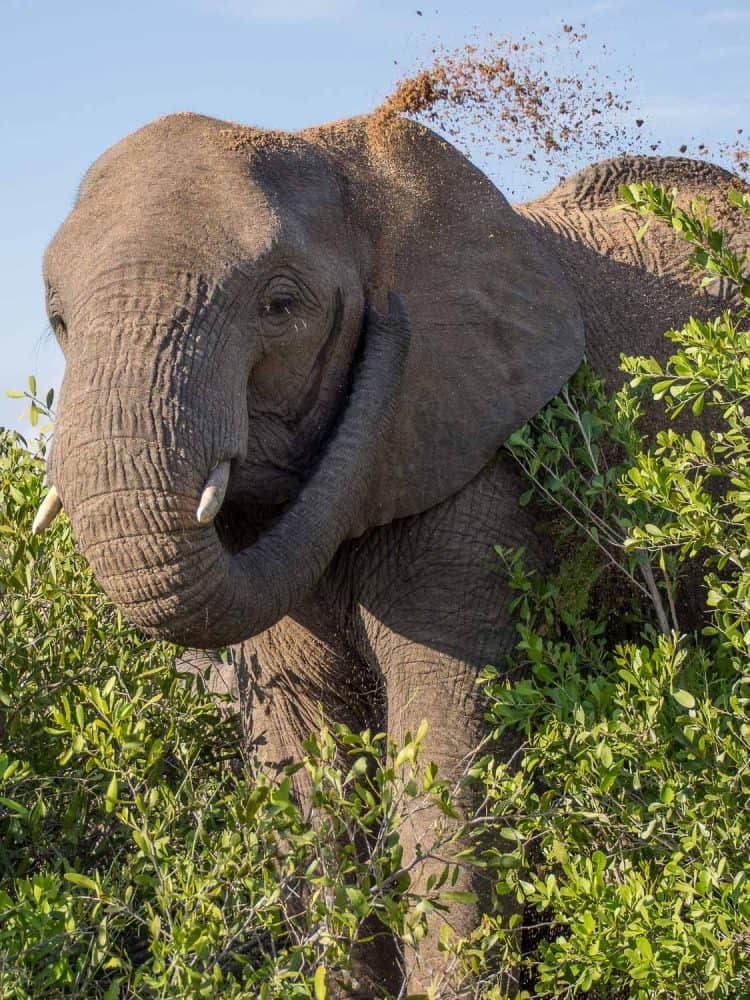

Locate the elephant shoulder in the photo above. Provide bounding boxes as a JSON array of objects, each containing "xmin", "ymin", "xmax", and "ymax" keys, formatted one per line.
[{"xmin": 524, "ymin": 155, "xmax": 747, "ymax": 214}]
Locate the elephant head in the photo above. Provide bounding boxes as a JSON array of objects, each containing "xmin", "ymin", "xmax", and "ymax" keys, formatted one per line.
[{"xmin": 40, "ymin": 112, "xmax": 583, "ymax": 647}]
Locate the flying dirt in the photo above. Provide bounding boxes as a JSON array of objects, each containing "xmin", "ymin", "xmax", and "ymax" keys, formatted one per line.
[{"xmin": 373, "ymin": 24, "xmax": 748, "ymax": 198}]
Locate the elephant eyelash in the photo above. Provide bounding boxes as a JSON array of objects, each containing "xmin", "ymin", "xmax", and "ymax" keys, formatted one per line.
[{"xmin": 260, "ymin": 296, "xmax": 296, "ymax": 319}]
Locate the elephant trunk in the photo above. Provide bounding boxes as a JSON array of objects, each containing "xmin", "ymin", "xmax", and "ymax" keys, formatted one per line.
[{"xmin": 49, "ymin": 296, "xmax": 409, "ymax": 648}]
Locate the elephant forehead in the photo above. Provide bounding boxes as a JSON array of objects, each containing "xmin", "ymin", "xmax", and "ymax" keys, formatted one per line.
[
  {"xmin": 69, "ymin": 128, "xmax": 270, "ymax": 252},
  {"xmin": 79, "ymin": 113, "xmax": 254, "ymax": 201},
  {"xmin": 48, "ymin": 113, "xmax": 352, "ymax": 285}
]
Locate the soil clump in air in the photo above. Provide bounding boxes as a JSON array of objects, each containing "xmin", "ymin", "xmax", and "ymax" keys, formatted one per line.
[{"xmin": 372, "ymin": 24, "xmax": 749, "ymax": 198}]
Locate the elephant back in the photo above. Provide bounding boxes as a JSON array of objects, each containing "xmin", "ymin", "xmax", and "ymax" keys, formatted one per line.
[
  {"xmin": 535, "ymin": 155, "xmax": 742, "ymax": 213},
  {"xmin": 517, "ymin": 156, "xmax": 750, "ymax": 387}
]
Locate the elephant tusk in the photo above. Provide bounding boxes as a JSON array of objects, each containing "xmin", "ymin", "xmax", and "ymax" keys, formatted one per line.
[
  {"xmin": 196, "ymin": 461, "xmax": 231, "ymax": 525},
  {"xmin": 32, "ymin": 485, "xmax": 62, "ymax": 535}
]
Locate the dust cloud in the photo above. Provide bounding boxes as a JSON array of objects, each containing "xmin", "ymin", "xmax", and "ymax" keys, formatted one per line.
[{"xmin": 373, "ymin": 24, "xmax": 748, "ymax": 198}]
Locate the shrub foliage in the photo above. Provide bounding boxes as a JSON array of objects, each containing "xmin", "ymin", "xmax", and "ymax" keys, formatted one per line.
[
  {"xmin": 0, "ymin": 422, "xmax": 469, "ymax": 997},
  {"xmin": 480, "ymin": 184, "xmax": 750, "ymax": 998}
]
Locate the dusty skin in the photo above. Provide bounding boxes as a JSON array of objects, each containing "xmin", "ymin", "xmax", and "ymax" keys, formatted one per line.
[{"xmin": 37, "ymin": 26, "xmax": 750, "ymax": 996}]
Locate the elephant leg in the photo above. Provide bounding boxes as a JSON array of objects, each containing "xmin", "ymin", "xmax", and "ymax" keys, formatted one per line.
[
  {"xmin": 388, "ymin": 654, "xmax": 496, "ymax": 996},
  {"xmin": 235, "ymin": 593, "xmax": 382, "ymax": 783},
  {"xmin": 380, "ymin": 645, "xmax": 523, "ymax": 999},
  {"xmin": 235, "ymin": 594, "xmax": 402, "ymax": 997},
  {"xmin": 333, "ymin": 454, "xmax": 540, "ymax": 997}
]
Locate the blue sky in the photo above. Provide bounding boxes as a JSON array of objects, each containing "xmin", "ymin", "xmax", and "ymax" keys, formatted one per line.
[{"xmin": 2, "ymin": 0, "xmax": 749, "ymax": 430}]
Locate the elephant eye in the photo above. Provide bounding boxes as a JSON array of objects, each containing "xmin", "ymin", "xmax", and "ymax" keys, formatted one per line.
[
  {"xmin": 260, "ymin": 295, "xmax": 296, "ymax": 324},
  {"xmin": 49, "ymin": 313, "xmax": 67, "ymax": 343}
]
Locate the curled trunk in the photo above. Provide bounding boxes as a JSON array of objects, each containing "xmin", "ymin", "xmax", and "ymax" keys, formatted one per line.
[{"xmin": 51, "ymin": 297, "xmax": 410, "ymax": 648}]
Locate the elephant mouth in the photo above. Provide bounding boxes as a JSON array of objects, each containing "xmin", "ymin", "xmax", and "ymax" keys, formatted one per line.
[
  {"xmin": 216, "ymin": 400, "xmax": 352, "ymax": 556},
  {"xmin": 214, "ymin": 495, "xmax": 288, "ymax": 554}
]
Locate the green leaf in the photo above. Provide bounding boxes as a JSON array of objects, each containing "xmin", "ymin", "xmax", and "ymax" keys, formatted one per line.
[
  {"xmin": 438, "ymin": 921, "xmax": 452, "ymax": 951},
  {"xmin": 64, "ymin": 872, "xmax": 99, "ymax": 892},
  {"xmin": 550, "ymin": 839, "xmax": 570, "ymax": 864},
  {"xmin": 104, "ymin": 773, "xmax": 119, "ymax": 813},
  {"xmin": 313, "ymin": 965, "xmax": 327, "ymax": 1000},
  {"xmin": 0, "ymin": 796, "xmax": 29, "ymax": 817},
  {"xmin": 636, "ymin": 220, "xmax": 651, "ymax": 241},
  {"xmin": 637, "ymin": 936, "xmax": 653, "ymax": 961},
  {"xmin": 103, "ymin": 980, "xmax": 121, "ymax": 1000},
  {"xmin": 672, "ymin": 688, "xmax": 696, "ymax": 709},
  {"xmin": 727, "ymin": 188, "xmax": 744, "ymax": 207},
  {"xmin": 394, "ymin": 743, "xmax": 417, "ymax": 767}
]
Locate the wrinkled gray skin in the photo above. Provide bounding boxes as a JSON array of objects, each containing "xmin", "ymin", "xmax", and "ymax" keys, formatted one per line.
[{"xmin": 42, "ymin": 111, "xmax": 747, "ymax": 996}]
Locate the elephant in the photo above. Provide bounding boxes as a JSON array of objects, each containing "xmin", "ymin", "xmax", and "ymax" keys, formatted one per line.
[{"xmin": 36, "ymin": 110, "xmax": 748, "ymax": 996}]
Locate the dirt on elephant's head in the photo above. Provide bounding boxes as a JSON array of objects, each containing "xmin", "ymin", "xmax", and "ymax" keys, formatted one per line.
[{"xmin": 371, "ymin": 24, "xmax": 749, "ymax": 198}]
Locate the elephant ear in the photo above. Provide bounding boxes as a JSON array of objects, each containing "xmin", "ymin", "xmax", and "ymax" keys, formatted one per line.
[{"xmin": 304, "ymin": 115, "xmax": 584, "ymax": 531}]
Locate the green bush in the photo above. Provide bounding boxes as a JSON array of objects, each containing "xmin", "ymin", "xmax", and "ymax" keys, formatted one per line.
[
  {"xmin": 1, "ymin": 186, "xmax": 749, "ymax": 999},
  {"xmin": 0, "ymin": 422, "xmax": 469, "ymax": 997},
  {"xmin": 472, "ymin": 184, "xmax": 750, "ymax": 998}
]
